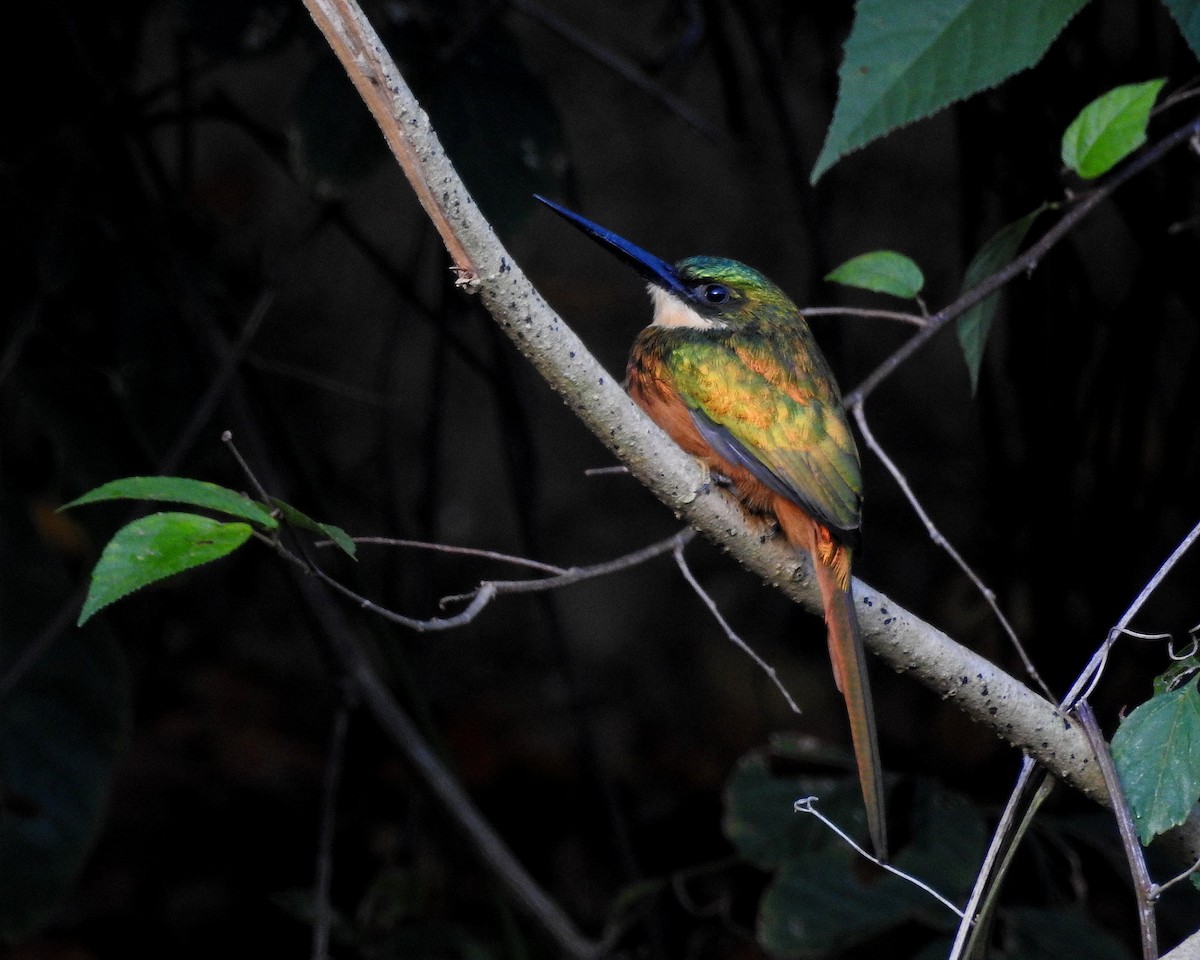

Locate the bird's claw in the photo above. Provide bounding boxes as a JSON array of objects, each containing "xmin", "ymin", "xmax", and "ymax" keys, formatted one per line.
[{"xmin": 695, "ymin": 466, "xmax": 734, "ymax": 496}]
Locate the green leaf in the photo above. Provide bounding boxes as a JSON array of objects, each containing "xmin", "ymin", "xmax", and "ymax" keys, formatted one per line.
[
  {"xmin": 955, "ymin": 205, "xmax": 1051, "ymax": 393},
  {"xmin": 812, "ymin": 0, "xmax": 1087, "ymax": 181},
  {"xmin": 78, "ymin": 513, "xmax": 254, "ymax": 625},
  {"xmin": 1163, "ymin": 0, "xmax": 1200, "ymax": 59},
  {"xmin": 64, "ymin": 476, "xmax": 278, "ymax": 530},
  {"xmin": 270, "ymin": 498, "xmax": 357, "ymax": 559},
  {"xmin": 1111, "ymin": 675, "xmax": 1200, "ymax": 844},
  {"xmin": 826, "ymin": 251, "xmax": 924, "ymax": 299},
  {"xmin": 1061, "ymin": 79, "xmax": 1167, "ymax": 179}
]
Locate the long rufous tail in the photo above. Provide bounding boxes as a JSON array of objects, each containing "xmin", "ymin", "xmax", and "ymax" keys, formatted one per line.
[{"xmin": 812, "ymin": 551, "xmax": 888, "ymax": 860}]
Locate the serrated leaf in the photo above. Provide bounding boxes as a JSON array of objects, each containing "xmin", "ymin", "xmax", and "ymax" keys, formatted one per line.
[
  {"xmin": 1111, "ymin": 675, "xmax": 1200, "ymax": 844},
  {"xmin": 270, "ymin": 498, "xmax": 357, "ymax": 559},
  {"xmin": 826, "ymin": 250, "xmax": 924, "ymax": 299},
  {"xmin": 956, "ymin": 205, "xmax": 1050, "ymax": 393},
  {"xmin": 1163, "ymin": 0, "xmax": 1200, "ymax": 59},
  {"xmin": 78, "ymin": 513, "xmax": 254, "ymax": 625},
  {"xmin": 64, "ymin": 476, "xmax": 277, "ymax": 530},
  {"xmin": 1061, "ymin": 79, "xmax": 1167, "ymax": 179},
  {"xmin": 812, "ymin": 0, "xmax": 1087, "ymax": 181}
]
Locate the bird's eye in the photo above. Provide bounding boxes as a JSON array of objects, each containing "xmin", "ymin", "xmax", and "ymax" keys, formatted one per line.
[{"xmin": 699, "ymin": 283, "xmax": 729, "ymax": 304}]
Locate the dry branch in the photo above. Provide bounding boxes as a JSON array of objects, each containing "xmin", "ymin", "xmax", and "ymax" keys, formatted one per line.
[{"xmin": 300, "ymin": 0, "xmax": 1200, "ymax": 872}]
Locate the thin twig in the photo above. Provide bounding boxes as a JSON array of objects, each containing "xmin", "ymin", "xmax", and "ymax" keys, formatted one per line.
[
  {"xmin": 312, "ymin": 697, "xmax": 352, "ymax": 960},
  {"xmin": 290, "ymin": 564, "xmax": 605, "ymax": 960},
  {"xmin": 298, "ymin": 0, "xmax": 1200, "ymax": 861},
  {"xmin": 437, "ymin": 528, "xmax": 696, "ymax": 604},
  {"xmin": 951, "ymin": 518, "xmax": 1200, "ymax": 958},
  {"xmin": 1072, "ymin": 701, "xmax": 1158, "ymax": 960},
  {"xmin": 222, "ymin": 431, "xmax": 273, "ymax": 504},
  {"xmin": 673, "ymin": 541, "xmax": 801, "ymax": 713},
  {"xmin": 0, "ymin": 293, "xmax": 273, "ymax": 706},
  {"xmin": 508, "ymin": 0, "xmax": 719, "ymax": 141},
  {"xmin": 801, "ymin": 306, "xmax": 927, "ymax": 327},
  {"xmin": 1118, "ymin": 629, "xmax": 1177, "ymax": 643},
  {"xmin": 948, "ymin": 759, "xmax": 1056, "ymax": 960},
  {"xmin": 221, "ymin": 421, "xmax": 605, "ymax": 960},
  {"xmin": 163, "ymin": 290, "xmax": 274, "ymax": 470},
  {"xmin": 853, "ymin": 405, "xmax": 1053, "ymax": 700},
  {"xmin": 793, "ymin": 797, "xmax": 965, "ymax": 918},
  {"xmin": 1155, "ymin": 853, "xmax": 1200, "ymax": 897},
  {"xmin": 844, "ymin": 113, "xmax": 1200, "ymax": 409},
  {"xmin": 1061, "ymin": 514, "xmax": 1200, "ymax": 712},
  {"xmin": 327, "ymin": 536, "xmax": 568, "ymax": 575},
  {"xmin": 246, "ymin": 355, "xmax": 406, "ymax": 409},
  {"xmin": 259, "ymin": 503, "xmax": 694, "ymax": 633}
]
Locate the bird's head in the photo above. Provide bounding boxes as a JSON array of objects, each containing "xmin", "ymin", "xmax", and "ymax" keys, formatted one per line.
[{"xmin": 535, "ymin": 196, "xmax": 800, "ymax": 332}]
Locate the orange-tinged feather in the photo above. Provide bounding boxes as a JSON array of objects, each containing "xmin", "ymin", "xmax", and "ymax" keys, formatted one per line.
[
  {"xmin": 775, "ymin": 499, "xmax": 887, "ymax": 859},
  {"xmin": 625, "ymin": 298, "xmax": 885, "ymax": 858}
]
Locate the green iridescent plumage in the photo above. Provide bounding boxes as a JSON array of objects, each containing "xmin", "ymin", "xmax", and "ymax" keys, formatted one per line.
[
  {"xmin": 636, "ymin": 257, "xmax": 863, "ymax": 543},
  {"xmin": 536, "ymin": 196, "xmax": 887, "ymax": 858}
]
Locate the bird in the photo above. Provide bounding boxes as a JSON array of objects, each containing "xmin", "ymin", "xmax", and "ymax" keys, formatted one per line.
[{"xmin": 536, "ymin": 194, "xmax": 887, "ymax": 859}]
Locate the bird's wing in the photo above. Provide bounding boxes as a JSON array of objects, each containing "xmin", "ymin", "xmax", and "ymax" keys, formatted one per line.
[{"xmin": 666, "ymin": 338, "xmax": 862, "ymax": 538}]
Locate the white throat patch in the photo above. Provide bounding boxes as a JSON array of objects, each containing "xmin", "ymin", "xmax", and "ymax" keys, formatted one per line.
[{"xmin": 648, "ymin": 285, "xmax": 721, "ymax": 329}]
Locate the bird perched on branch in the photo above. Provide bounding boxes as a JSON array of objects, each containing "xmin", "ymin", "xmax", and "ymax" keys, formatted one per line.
[{"xmin": 536, "ymin": 195, "xmax": 887, "ymax": 858}]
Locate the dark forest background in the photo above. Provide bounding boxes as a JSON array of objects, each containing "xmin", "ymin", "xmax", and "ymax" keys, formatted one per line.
[{"xmin": 2, "ymin": 0, "xmax": 1199, "ymax": 957}]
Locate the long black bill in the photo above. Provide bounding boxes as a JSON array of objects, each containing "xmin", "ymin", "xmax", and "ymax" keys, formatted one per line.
[{"xmin": 534, "ymin": 195, "xmax": 689, "ymax": 298}]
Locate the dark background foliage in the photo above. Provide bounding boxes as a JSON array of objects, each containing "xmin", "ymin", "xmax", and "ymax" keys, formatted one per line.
[{"xmin": 2, "ymin": 0, "xmax": 1198, "ymax": 957}]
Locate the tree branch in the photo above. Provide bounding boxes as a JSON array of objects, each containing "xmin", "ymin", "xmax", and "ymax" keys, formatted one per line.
[{"xmin": 299, "ymin": 0, "xmax": 1200, "ymax": 864}]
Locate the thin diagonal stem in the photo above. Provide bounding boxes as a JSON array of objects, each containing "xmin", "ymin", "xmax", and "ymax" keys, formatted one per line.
[
  {"xmin": 334, "ymin": 537, "xmax": 568, "ymax": 575},
  {"xmin": 1062, "ymin": 514, "xmax": 1200, "ymax": 711},
  {"xmin": 845, "ymin": 114, "xmax": 1200, "ymax": 409},
  {"xmin": 673, "ymin": 541, "xmax": 800, "ymax": 713},
  {"xmin": 853, "ymin": 405, "xmax": 1052, "ymax": 700},
  {"xmin": 794, "ymin": 797, "xmax": 964, "ymax": 917},
  {"xmin": 948, "ymin": 759, "xmax": 1056, "ymax": 960},
  {"xmin": 801, "ymin": 306, "xmax": 926, "ymax": 327},
  {"xmin": 509, "ymin": 0, "xmax": 719, "ymax": 141},
  {"xmin": 312, "ymin": 698, "xmax": 352, "ymax": 960},
  {"xmin": 1073, "ymin": 701, "xmax": 1157, "ymax": 960}
]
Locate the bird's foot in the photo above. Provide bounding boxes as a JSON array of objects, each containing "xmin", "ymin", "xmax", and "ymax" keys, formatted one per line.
[
  {"xmin": 695, "ymin": 464, "xmax": 734, "ymax": 496},
  {"xmin": 758, "ymin": 518, "xmax": 781, "ymax": 544}
]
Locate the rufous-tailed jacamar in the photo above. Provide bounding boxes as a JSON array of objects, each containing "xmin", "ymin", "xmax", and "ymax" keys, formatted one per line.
[{"xmin": 536, "ymin": 195, "xmax": 887, "ymax": 858}]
